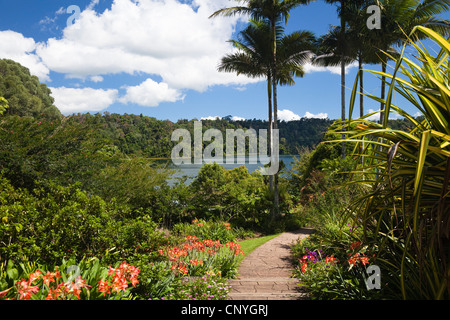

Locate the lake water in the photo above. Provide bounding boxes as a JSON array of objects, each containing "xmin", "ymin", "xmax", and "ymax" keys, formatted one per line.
[{"xmin": 157, "ymin": 155, "xmax": 297, "ymax": 184}]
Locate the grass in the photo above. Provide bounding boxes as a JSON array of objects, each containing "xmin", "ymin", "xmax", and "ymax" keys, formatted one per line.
[{"xmin": 236, "ymin": 233, "xmax": 282, "ymax": 265}]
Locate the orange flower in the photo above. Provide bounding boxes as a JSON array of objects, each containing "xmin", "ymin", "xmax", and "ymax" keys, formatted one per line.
[
  {"xmin": 190, "ymin": 259, "xmax": 203, "ymax": 266},
  {"xmin": 45, "ymin": 288, "xmax": 60, "ymax": 300},
  {"xmin": 28, "ymin": 270, "xmax": 41, "ymax": 284},
  {"xmin": 325, "ymin": 255, "xmax": 337, "ymax": 264},
  {"xmin": 348, "ymin": 253, "xmax": 359, "ymax": 267},
  {"xmin": 98, "ymin": 279, "xmax": 112, "ymax": 296},
  {"xmin": 111, "ymin": 277, "xmax": 128, "ymax": 294},
  {"xmin": 225, "ymin": 242, "xmax": 241, "ymax": 251},
  {"xmin": 185, "ymin": 235, "xmax": 198, "ymax": 242},
  {"xmin": 301, "ymin": 262, "xmax": 308, "ymax": 273},
  {"xmin": 360, "ymin": 254, "xmax": 370, "ymax": 266},
  {"xmin": 171, "ymin": 264, "xmax": 188, "ymax": 275},
  {"xmin": 16, "ymin": 278, "xmax": 39, "ymax": 300},
  {"xmin": 42, "ymin": 271, "xmax": 56, "ymax": 286},
  {"xmin": 0, "ymin": 288, "xmax": 11, "ymax": 299},
  {"xmin": 203, "ymin": 239, "xmax": 214, "ymax": 247},
  {"xmin": 193, "ymin": 241, "xmax": 205, "ymax": 251},
  {"xmin": 348, "ymin": 252, "xmax": 370, "ymax": 268},
  {"xmin": 54, "ymin": 267, "xmax": 61, "ymax": 280}
]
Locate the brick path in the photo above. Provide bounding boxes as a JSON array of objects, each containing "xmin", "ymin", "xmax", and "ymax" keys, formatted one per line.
[{"xmin": 227, "ymin": 228, "xmax": 314, "ymax": 300}]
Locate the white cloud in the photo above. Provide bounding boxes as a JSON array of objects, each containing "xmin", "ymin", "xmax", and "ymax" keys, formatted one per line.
[
  {"xmin": 304, "ymin": 111, "xmax": 328, "ymax": 119},
  {"xmin": 86, "ymin": 0, "xmax": 100, "ymax": 10},
  {"xmin": 365, "ymin": 109, "xmax": 380, "ymax": 121},
  {"xmin": 50, "ymin": 87, "xmax": 118, "ymax": 115},
  {"xmin": 120, "ymin": 78, "xmax": 184, "ymax": 107},
  {"xmin": 278, "ymin": 109, "xmax": 301, "ymax": 121},
  {"xmin": 201, "ymin": 116, "xmax": 222, "ymax": 120},
  {"xmin": 0, "ymin": 30, "xmax": 50, "ymax": 82},
  {"xmin": 232, "ymin": 116, "xmax": 246, "ymax": 121},
  {"xmin": 363, "ymin": 108, "xmax": 404, "ymax": 121},
  {"xmin": 278, "ymin": 109, "xmax": 328, "ymax": 121},
  {"xmin": 35, "ymin": 0, "xmax": 257, "ymax": 93},
  {"xmin": 90, "ymin": 75, "xmax": 104, "ymax": 83},
  {"xmin": 56, "ymin": 7, "xmax": 66, "ymax": 15},
  {"xmin": 303, "ymin": 61, "xmax": 359, "ymax": 75}
]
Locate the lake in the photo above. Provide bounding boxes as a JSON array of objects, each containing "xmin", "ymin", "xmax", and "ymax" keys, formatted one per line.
[{"xmin": 156, "ymin": 155, "xmax": 298, "ymax": 184}]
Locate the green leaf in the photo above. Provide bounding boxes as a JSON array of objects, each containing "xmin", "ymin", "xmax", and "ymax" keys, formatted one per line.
[{"xmin": 6, "ymin": 267, "xmax": 18, "ymax": 280}]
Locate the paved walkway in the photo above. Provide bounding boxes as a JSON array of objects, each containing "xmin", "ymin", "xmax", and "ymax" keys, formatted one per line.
[{"xmin": 227, "ymin": 228, "xmax": 314, "ymax": 300}]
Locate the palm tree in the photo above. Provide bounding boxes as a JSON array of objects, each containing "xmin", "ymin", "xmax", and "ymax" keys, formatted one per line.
[
  {"xmin": 323, "ymin": 0, "xmax": 349, "ymax": 157},
  {"xmin": 368, "ymin": 0, "xmax": 450, "ymax": 125},
  {"xmin": 341, "ymin": 1, "xmax": 384, "ymax": 118},
  {"xmin": 210, "ymin": 0, "xmax": 313, "ymax": 217},
  {"xmin": 219, "ymin": 19, "xmax": 276, "ymax": 192},
  {"xmin": 218, "ymin": 19, "xmax": 315, "ymax": 214}
]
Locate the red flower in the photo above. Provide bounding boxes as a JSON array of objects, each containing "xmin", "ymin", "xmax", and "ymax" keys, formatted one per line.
[
  {"xmin": 301, "ymin": 262, "xmax": 308, "ymax": 273},
  {"xmin": 98, "ymin": 279, "xmax": 111, "ymax": 296},
  {"xmin": 0, "ymin": 288, "xmax": 11, "ymax": 298},
  {"xmin": 42, "ymin": 271, "xmax": 56, "ymax": 286},
  {"xmin": 325, "ymin": 255, "xmax": 337, "ymax": 264},
  {"xmin": 350, "ymin": 241, "xmax": 361, "ymax": 250},
  {"xmin": 190, "ymin": 259, "xmax": 203, "ymax": 266}
]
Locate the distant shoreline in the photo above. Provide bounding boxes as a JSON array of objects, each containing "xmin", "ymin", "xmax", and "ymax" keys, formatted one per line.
[{"xmin": 147, "ymin": 154, "xmax": 296, "ymax": 161}]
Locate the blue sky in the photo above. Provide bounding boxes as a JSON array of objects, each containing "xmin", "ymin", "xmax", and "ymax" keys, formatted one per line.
[{"xmin": 0, "ymin": 0, "xmax": 447, "ymax": 122}]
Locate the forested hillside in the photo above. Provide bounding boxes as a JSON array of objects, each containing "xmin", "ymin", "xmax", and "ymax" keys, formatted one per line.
[
  {"xmin": 0, "ymin": 59, "xmax": 61, "ymax": 120},
  {"xmin": 64, "ymin": 112, "xmax": 333, "ymax": 157}
]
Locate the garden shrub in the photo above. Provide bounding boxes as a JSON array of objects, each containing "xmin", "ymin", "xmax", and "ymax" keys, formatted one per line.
[
  {"xmin": 0, "ymin": 175, "xmax": 168, "ymax": 267},
  {"xmin": 0, "ymin": 257, "xmax": 140, "ymax": 300}
]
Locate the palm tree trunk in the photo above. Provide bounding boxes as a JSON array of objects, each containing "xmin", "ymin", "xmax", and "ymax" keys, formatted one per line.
[
  {"xmin": 267, "ymin": 75, "xmax": 273, "ymax": 193},
  {"xmin": 359, "ymin": 54, "xmax": 365, "ymax": 169},
  {"xmin": 272, "ymin": 23, "xmax": 279, "ymax": 219},
  {"xmin": 340, "ymin": 0, "xmax": 346, "ymax": 159},
  {"xmin": 359, "ymin": 55, "xmax": 364, "ymax": 118}
]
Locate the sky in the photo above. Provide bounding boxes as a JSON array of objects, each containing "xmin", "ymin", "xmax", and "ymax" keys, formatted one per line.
[{"xmin": 0, "ymin": 0, "xmax": 447, "ymax": 122}]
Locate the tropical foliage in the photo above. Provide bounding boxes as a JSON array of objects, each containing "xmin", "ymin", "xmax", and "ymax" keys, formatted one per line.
[
  {"xmin": 1, "ymin": 0, "xmax": 450, "ymax": 302},
  {"xmin": 344, "ymin": 26, "xmax": 450, "ymax": 299},
  {"xmin": 291, "ymin": 25, "xmax": 450, "ymax": 300}
]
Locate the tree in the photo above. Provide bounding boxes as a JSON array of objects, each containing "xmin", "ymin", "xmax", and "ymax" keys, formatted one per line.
[
  {"xmin": 218, "ymin": 18, "xmax": 315, "ymax": 194},
  {"xmin": 211, "ymin": 0, "xmax": 313, "ymax": 217},
  {"xmin": 322, "ymin": 0, "xmax": 349, "ymax": 157},
  {"xmin": 367, "ymin": 0, "xmax": 450, "ymax": 124},
  {"xmin": 341, "ymin": 1, "xmax": 384, "ymax": 118},
  {"xmin": 0, "ymin": 59, "xmax": 61, "ymax": 120}
]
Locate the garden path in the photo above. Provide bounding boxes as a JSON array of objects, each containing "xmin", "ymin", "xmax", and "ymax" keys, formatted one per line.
[{"xmin": 227, "ymin": 228, "xmax": 314, "ymax": 300}]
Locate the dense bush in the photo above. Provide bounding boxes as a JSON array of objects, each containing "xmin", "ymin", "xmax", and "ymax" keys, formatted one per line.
[
  {"xmin": 172, "ymin": 219, "xmax": 253, "ymax": 243},
  {"xmin": 188, "ymin": 163, "xmax": 273, "ymax": 230},
  {"xmin": 0, "ymin": 176, "xmax": 169, "ymax": 267}
]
